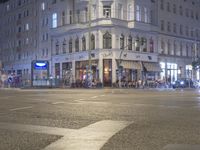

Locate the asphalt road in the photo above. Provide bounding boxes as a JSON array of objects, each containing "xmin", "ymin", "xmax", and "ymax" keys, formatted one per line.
[{"xmin": 0, "ymin": 88, "xmax": 200, "ymax": 150}]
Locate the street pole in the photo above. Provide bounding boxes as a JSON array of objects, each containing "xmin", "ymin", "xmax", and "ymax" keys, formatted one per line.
[{"xmin": 87, "ymin": 0, "xmax": 92, "ymax": 84}]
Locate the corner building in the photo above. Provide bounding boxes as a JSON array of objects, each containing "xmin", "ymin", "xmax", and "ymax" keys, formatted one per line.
[{"xmin": 0, "ymin": 0, "xmax": 200, "ymax": 86}]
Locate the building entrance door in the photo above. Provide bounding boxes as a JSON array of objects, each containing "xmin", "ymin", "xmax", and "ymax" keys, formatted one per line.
[{"xmin": 103, "ymin": 59, "xmax": 112, "ymax": 86}]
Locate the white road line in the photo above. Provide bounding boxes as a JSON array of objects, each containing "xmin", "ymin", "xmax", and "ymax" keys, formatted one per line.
[
  {"xmin": 9, "ymin": 106, "xmax": 33, "ymax": 111},
  {"xmin": 43, "ymin": 120, "xmax": 132, "ymax": 150},
  {"xmin": 52, "ymin": 102, "xmax": 65, "ymax": 105},
  {"xmin": 0, "ymin": 120, "xmax": 132, "ymax": 150}
]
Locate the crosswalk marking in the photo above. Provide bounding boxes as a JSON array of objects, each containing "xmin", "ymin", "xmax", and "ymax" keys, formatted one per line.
[{"xmin": 0, "ymin": 120, "xmax": 132, "ymax": 150}]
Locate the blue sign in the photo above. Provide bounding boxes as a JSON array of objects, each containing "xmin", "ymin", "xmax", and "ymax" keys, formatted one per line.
[{"xmin": 34, "ymin": 61, "xmax": 48, "ymax": 70}]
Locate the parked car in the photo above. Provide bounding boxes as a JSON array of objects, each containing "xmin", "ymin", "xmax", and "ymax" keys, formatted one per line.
[{"xmin": 172, "ymin": 78, "xmax": 194, "ymax": 88}]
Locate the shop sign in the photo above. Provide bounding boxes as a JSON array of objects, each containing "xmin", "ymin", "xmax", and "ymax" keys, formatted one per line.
[{"xmin": 101, "ymin": 51, "xmax": 113, "ymax": 58}]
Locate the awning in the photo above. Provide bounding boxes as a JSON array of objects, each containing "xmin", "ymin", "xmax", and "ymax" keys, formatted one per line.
[
  {"xmin": 121, "ymin": 61, "xmax": 141, "ymax": 70},
  {"xmin": 143, "ymin": 62, "xmax": 162, "ymax": 72}
]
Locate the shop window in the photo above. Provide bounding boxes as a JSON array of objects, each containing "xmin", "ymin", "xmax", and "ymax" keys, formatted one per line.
[
  {"xmin": 55, "ymin": 63, "xmax": 60, "ymax": 79},
  {"xmin": 103, "ymin": 32, "xmax": 112, "ymax": 49}
]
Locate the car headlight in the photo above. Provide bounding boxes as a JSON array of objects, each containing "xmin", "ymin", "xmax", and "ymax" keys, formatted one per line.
[
  {"xmin": 180, "ymin": 81, "xmax": 184, "ymax": 85},
  {"xmin": 172, "ymin": 82, "xmax": 175, "ymax": 85}
]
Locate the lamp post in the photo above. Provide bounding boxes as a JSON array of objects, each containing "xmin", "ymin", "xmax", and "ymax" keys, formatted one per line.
[{"xmin": 86, "ymin": 0, "xmax": 92, "ymax": 87}]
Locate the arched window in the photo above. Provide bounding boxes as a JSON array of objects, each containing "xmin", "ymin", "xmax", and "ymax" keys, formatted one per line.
[
  {"xmin": 82, "ymin": 36, "xmax": 86, "ymax": 51},
  {"xmin": 161, "ymin": 40, "xmax": 165, "ymax": 54},
  {"xmin": 62, "ymin": 39, "xmax": 66, "ymax": 54},
  {"xmin": 103, "ymin": 32, "xmax": 112, "ymax": 49},
  {"xmin": 141, "ymin": 37, "xmax": 147, "ymax": 52},
  {"xmin": 69, "ymin": 38, "xmax": 72, "ymax": 53},
  {"xmin": 75, "ymin": 37, "xmax": 79, "ymax": 52},
  {"xmin": 128, "ymin": 35, "xmax": 132, "ymax": 50},
  {"xmin": 56, "ymin": 40, "xmax": 59, "ymax": 55},
  {"xmin": 135, "ymin": 36, "xmax": 140, "ymax": 51},
  {"xmin": 120, "ymin": 34, "xmax": 124, "ymax": 49},
  {"xmin": 150, "ymin": 37, "xmax": 154, "ymax": 53},
  {"xmin": 91, "ymin": 34, "xmax": 95, "ymax": 50}
]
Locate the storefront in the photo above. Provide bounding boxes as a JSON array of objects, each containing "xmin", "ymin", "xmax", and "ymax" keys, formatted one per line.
[{"xmin": 75, "ymin": 60, "xmax": 98, "ymax": 82}]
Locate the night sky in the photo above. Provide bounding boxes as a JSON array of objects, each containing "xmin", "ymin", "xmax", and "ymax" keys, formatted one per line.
[{"xmin": 0, "ymin": 0, "xmax": 9, "ymax": 3}]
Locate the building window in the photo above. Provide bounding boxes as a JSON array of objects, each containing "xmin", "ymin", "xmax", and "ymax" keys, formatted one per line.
[
  {"xmin": 41, "ymin": 2, "xmax": 45, "ymax": 10},
  {"xmin": 180, "ymin": 24, "xmax": 183, "ymax": 35},
  {"xmin": 118, "ymin": 4, "xmax": 122, "ymax": 19},
  {"xmin": 186, "ymin": 44, "xmax": 189, "ymax": 57},
  {"xmin": 191, "ymin": 28, "xmax": 194, "ymax": 37},
  {"xmin": 185, "ymin": 26, "xmax": 189, "ymax": 36},
  {"xmin": 196, "ymin": 12, "xmax": 199, "ymax": 20},
  {"xmin": 82, "ymin": 36, "xmax": 86, "ymax": 51},
  {"xmin": 161, "ymin": 20, "xmax": 164, "ymax": 31},
  {"xmin": 167, "ymin": 2, "xmax": 170, "ymax": 12},
  {"xmin": 69, "ymin": 10, "xmax": 72, "ymax": 24},
  {"xmin": 103, "ymin": 5, "xmax": 111, "ymax": 18},
  {"xmin": 135, "ymin": 37, "xmax": 140, "ymax": 51},
  {"xmin": 179, "ymin": 6, "xmax": 183, "ymax": 16},
  {"xmin": 120, "ymin": 34, "xmax": 124, "ymax": 49},
  {"xmin": 56, "ymin": 41, "xmax": 59, "ymax": 55},
  {"xmin": 180, "ymin": 43, "xmax": 183, "ymax": 56},
  {"xmin": 62, "ymin": 11, "xmax": 65, "ymax": 26},
  {"xmin": 167, "ymin": 41, "xmax": 171, "ymax": 55},
  {"xmin": 174, "ymin": 41, "xmax": 176, "ymax": 56},
  {"xmin": 191, "ymin": 10, "xmax": 194, "ymax": 19},
  {"xmin": 185, "ymin": 8, "xmax": 189, "ymax": 17},
  {"xmin": 103, "ymin": 32, "xmax": 112, "ymax": 49},
  {"xmin": 128, "ymin": 35, "xmax": 132, "ymax": 50},
  {"xmin": 91, "ymin": 34, "xmax": 95, "ymax": 50},
  {"xmin": 25, "ymin": 23, "xmax": 29, "ymax": 31},
  {"xmin": 127, "ymin": 4, "xmax": 132, "ymax": 20},
  {"xmin": 77, "ymin": 10, "xmax": 80, "ymax": 23},
  {"xmin": 150, "ymin": 37, "xmax": 154, "ymax": 53},
  {"xmin": 144, "ymin": 7, "xmax": 148, "ymax": 23},
  {"xmin": 52, "ymin": 13, "xmax": 57, "ymax": 28},
  {"xmin": 62, "ymin": 39, "xmax": 66, "ymax": 54},
  {"xmin": 160, "ymin": 0, "xmax": 164, "ymax": 10},
  {"xmin": 141, "ymin": 37, "xmax": 147, "ymax": 52},
  {"xmin": 161, "ymin": 40, "xmax": 165, "ymax": 54},
  {"xmin": 173, "ymin": 4, "xmax": 176, "ymax": 14},
  {"xmin": 75, "ymin": 37, "xmax": 79, "ymax": 52},
  {"xmin": 69, "ymin": 39, "xmax": 72, "ymax": 53},
  {"xmin": 173, "ymin": 23, "xmax": 176, "ymax": 33},
  {"xmin": 167, "ymin": 21, "xmax": 171, "ymax": 32},
  {"xmin": 136, "ymin": 5, "xmax": 141, "ymax": 21}
]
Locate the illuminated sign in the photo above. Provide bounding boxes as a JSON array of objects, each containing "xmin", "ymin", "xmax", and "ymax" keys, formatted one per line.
[{"xmin": 34, "ymin": 61, "xmax": 48, "ymax": 70}]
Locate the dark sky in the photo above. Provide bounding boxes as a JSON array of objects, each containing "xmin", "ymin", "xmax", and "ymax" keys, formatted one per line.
[{"xmin": 0, "ymin": 0, "xmax": 9, "ymax": 3}]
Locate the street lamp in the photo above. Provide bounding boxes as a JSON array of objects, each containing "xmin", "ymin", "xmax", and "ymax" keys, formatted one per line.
[{"xmin": 86, "ymin": 0, "xmax": 92, "ymax": 87}]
